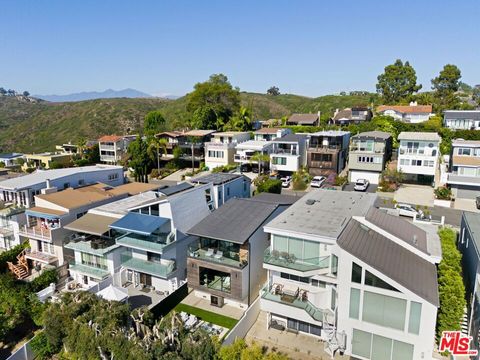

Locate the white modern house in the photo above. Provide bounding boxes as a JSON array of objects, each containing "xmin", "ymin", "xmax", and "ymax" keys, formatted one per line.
[
  {"xmin": 446, "ymin": 139, "xmax": 480, "ymax": 199},
  {"xmin": 444, "ymin": 110, "xmax": 480, "ymax": 130},
  {"xmin": 204, "ymin": 132, "xmax": 250, "ymax": 170},
  {"xmin": 397, "ymin": 132, "xmax": 441, "ymax": 184},
  {"xmin": 235, "ymin": 140, "xmax": 274, "ymax": 171},
  {"xmin": 98, "ymin": 135, "xmax": 136, "ymax": 164},
  {"xmin": 254, "ymin": 128, "xmax": 291, "ymax": 142},
  {"xmin": 334, "ymin": 208, "xmax": 440, "ymax": 360},
  {"xmin": 270, "ymin": 134, "xmax": 308, "ymax": 175},
  {"xmin": 0, "ymin": 205, "xmax": 26, "ymax": 251},
  {"xmin": 377, "ymin": 103, "xmax": 434, "ymax": 123}
]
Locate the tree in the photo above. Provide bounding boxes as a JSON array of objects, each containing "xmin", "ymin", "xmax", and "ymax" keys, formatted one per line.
[
  {"xmin": 224, "ymin": 106, "xmax": 253, "ymax": 132},
  {"xmin": 267, "ymin": 86, "xmax": 280, "ymax": 96},
  {"xmin": 254, "ymin": 176, "xmax": 282, "ymax": 194},
  {"xmin": 472, "ymin": 86, "xmax": 480, "ymax": 107},
  {"xmin": 0, "ymin": 87, "xmax": 6, "ymax": 96},
  {"xmin": 250, "ymin": 152, "xmax": 270, "ymax": 174},
  {"xmin": 148, "ymin": 137, "xmax": 169, "ymax": 174},
  {"xmin": 191, "ymin": 106, "xmax": 217, "ymax": 130},
  {"xmin": 186, "ymin": 74, "xmax": 240, "ymax": 130},
  {"xmin": 128, "ymin": 137, "xmax": 151, "ymax": 182},
  {"xmin": 431, "ymin": 64, "xmax": 462, "ymax": 111},
  {"xmin": 23, "ymin": 91, "xmax": 30, "ymax": 97},
  {"xmin": 144, "ymin": 111, "xmax": 166, "ymax": 137},
  {"xmin": 376, "ymin": 59, "xmax": 422, "ymax": 104},
  {"xmin": 7, "ymin": 89, "xmax": 15, "ymax": 96},
  {"xmin": 85, "ymin": 143, "xmax": 100, "ymax": 164}
]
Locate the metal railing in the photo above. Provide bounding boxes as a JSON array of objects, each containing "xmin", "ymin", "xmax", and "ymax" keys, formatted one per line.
[{"xmin": 263, "ymin": 247, "xmax": 330, "ymax": 272}]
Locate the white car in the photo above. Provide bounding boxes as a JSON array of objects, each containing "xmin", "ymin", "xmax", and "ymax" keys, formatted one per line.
[
  {"xmin": 281, "ymin": 176, "xmax": 292, "ymax": 188},
  {"xmin": 354, "ymin": 179, "xmax": 370, "ymax": 192},
  {"xmin": 310, "ymin": 176, "xmax": 326, "ymax": 188},
  {"xmin": 395, "ymin": 203, "xmax": 424, "ymax": 219}
]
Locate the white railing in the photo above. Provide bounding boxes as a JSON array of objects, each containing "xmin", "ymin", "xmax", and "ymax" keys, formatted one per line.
[{"xmin": 19, "ymin": 224, "xmax": 53, "ymax": 240}]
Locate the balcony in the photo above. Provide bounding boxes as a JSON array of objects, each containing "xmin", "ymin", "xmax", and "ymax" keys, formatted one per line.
[
  {"xmin": 189, "ymin": 241, "xmax": 248, "ymax": 269},
  {"xmin": 99, "ymin": 144, "xmax": 116, "ymax": 150},
  {"xmin": 261, "ymin": 284, "xmax": 330, "ymax": 323},
  {"xmin": 68, "ymin": 260, "xmax": 110, "ymax": 280},
  {"xmin": 24, "ymin": 248, "xmax": 58, "ymax": 264},
  {"xmin": 178, "ymin": 141, "xmax": 204, "ymax": 149},
  {"xmin": 0, "ymin": 225, "xmax": 14, "ymax": 238},
  {"xmin": 273, "ymin": 149, "xmax": 298, "ymax": 156},
  {"xmin": 234, "ymin": 154, "xmax": 254, "ymax": 162},
  {"xmin": 264, "ymin": 247, "xmax": 330, "ymax": 273},
  {"xmin": 120, "ymin": 252, "xmax": 176, "ymax": 279},
  {"xmin": 308, "ymin": 145, "xmax": 341, "ymax": 151},
  {"xmin": 19, "ymin": 224, "xmax": 56, "ymax": 241},
  {"xmin": 116, "ymin": 232, "xmax": 175, "ymax": 253},
  {"xmin": 64, "ymin": 235, "xmax": 119, "ymax": 256}
]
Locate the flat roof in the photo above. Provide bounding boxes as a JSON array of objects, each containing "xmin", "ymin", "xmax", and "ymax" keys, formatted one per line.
[
  {"xmin": 0, "ymin": 153, "xmax": 23, "ymax": 159},
  {"xmin": 352, "ymin": 131, "xmax": 391, "ymax": 140},
  {"xmin": 110, "ymin": 212, "xmax": 169, "ymax": 235},
  {"xmin": 311, "ymin": 130, "xmax": 350, "ymax": 137},
  {"xmin": 338, "ymin": 219, "xmax": 439, "ymax": 306},
  {"xmin": 187, "ymin": 198, "xmax": 279, "ymax": 244},
  {"xmin": 452, "ymin": 139, "xmax": 480, "ymax": 147},
  {"xmin": 158, "ymin": 182, "xmax": 194, "ymax": 195},
  {"xmin": 265, "ymin": 189, "xmax": 376, "ymax": 240},
  {"xmin": 64, "ymin": 213, "xmax": 118, "ymax": 236},
  {"xmin": 255, "ymin": 128, "xmax": 283, "ymax": 134},
  {"xmin": 252, "ymin": 192, "xmax": 302, "ymax": 205},
  {"xmin": 26, "ymin": 206, "xmax": 67, "ymax": 218},
  {"xmin": 0, "ymin": 165, "xmax": 123, "ymax": 191},
  {"xmin": 464, "ymin": 212, "xmax": 480, "ymax": 256},
  {"xmin": 398, "ymin": 132, "xmax": 441, "ymax": 141},
  {"xmin": 236, "ymin": 140, "xmax": 273, "ymax": 150},
  {"xmin": 89, "ymin": 191, "xmax": 162, "ymax": 217},
  {"xmin": 183, "ymin": 129, "xmax": 217, "ymax": 137},
  {"xmin": 272, "ymin": 134, "xmax": 307, "ymax": 143},
  {"xmin": 191, "ymin": 173, "xmax": 243, "ymax": 185},
  {"xmin": 213, "ymin": 131, "xmax": 249, "ymax": 136}
]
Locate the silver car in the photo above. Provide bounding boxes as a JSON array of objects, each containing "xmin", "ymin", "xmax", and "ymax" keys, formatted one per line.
[
  {"xmin": 311, "ymin": 176, "xmax": 326, "ymax": 188},
  {"xmin": 395, "ymin": 203, "xmax": 424, "ymax": 219}
]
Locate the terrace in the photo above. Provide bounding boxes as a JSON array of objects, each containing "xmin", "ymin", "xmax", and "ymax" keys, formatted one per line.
[
  {"xmin": 263, "ymin": 247, "xmax": 330, "ymax": 273},
  {"xmin": 120, "ymin": 251, "xmax": 176, "ymax": 279},
  {"xmin": 188, "ymin": 238, "xmax": 248, "ymax": 269}
]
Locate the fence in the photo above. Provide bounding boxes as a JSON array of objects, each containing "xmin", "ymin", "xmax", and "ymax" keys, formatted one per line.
[
  {"xmin": 87, "ymin": 276, "xmax": 113, "ymax": 293},
  {"xmin": 150, "ymin": 283, "xmax": 189, "ymax": 319},
  {"xmin": 222, "ymin": 296, "xmax": 261, "ymax": 345},
  {"xmin": 6, "ymin": 337, "xmax": 35, "ymax": 360}
]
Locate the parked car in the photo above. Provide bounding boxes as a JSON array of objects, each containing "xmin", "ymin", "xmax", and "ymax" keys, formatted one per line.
[
  {"xmin": 395, "ymin": 203, "xmax": 424, "ymax": 219},
  {"xmin": 354, "ymin": 179, "xmax": 370, "ymax": 192},
  {"xmin": 476, "ymin": 196, "xmax": 480, "ymax": 210},
  {"xmin": 311, "ymin": 176, "xmax": 326, "ymax": 188},
  {"xmin": 281, "ymin": 176, "xmax": 292, "ymax": 188}
]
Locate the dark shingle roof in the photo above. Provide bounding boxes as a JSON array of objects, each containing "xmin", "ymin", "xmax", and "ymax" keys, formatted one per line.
[
  {"xmin": 187, "ymin": 198, "xmax": 279, "ymax": 244},
  {"xmin": 333, "ymin": 109, "xmax": 352, "ymax": 121},
  {"xmin": 159, "ymin": 182, "xmax": 194, "ymax": 196},
  {"xmin": 273, "ymin": 134, "xmax": 307, "ymax": 143},
  {"xmin": 338, "ymin": 219, "xmax": 439, "ymax": 306},
  {"xmin": 191, "ymin": 173, "xmax": 245, "ymax": 185},
  {"xmin": 444, "ymin": 110, "xmax": 480, "ymax": 121},
  {"xmin": 252, "ymin": 192, "xmax": 302, "ymax": 205},
  {"xmin": 365, "ymin": 208, "xmax": 429, "ymax": 254},
  {"xmin": 287, "ymin": 113, "xmax": 319, "ymax": 124}
]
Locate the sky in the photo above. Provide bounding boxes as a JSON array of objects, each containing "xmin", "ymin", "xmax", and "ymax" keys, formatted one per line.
[{"xmin": 1, "ymin": 0, "xmax": 479, "ymax": 98}]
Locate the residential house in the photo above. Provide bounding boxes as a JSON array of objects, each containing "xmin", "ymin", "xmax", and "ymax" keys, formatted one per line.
[
  {"xmin": 270, "ymin": 134, "xmax": 308, "ymax": 175},
  {"xmin": 98, "ymin": 135, "xmax": 136, "ymax": 164},
  {"xmin": 178, "ymin": 130, "xmax": 217, "ymax": 164},
  {"xmin": 397, "ymin": 132, "xmax": 441, "ymax": 184},
  {"xmin": 307, "ymin": 130, "xmax": 350, "ymax": 176},
  {"xmin": 376, "ymin": 103, "xmax": 434, "ymax": 123},
  {"xmin": 334, "ymin": 208, "xmax": 440, "ymax": 360},
  {"xmin": 187, "ymin": 196, "xmax": 295, "ymax": 309},
  {"xmin": 204, "ymin": 132, "xmax": 250, "ymax": 170},
  {"xmin": 22, "ymin": 152, "xmax": 72, "ymax": 170},
  {"xmin": 190, "ymin": 173, "xmax": 251, "ymax": 209},
  {"xmin": 444, "ymin": 110, "xmax": 480, "ymax": 130},
  {"xmin": 0, "ymin": 205, "xmax": 26, "ymax": 251},
  {"xmin": 254, "ymin": 128, "xmax": 291, "ymax": 142},
  {"xmin": 287, "ymin": 112, "xmax": 320, "ymax": 126},
  {"xmin": 446, "ymin": 139, "xmax": 480, "ymax": 199},
  {"xmin": 330, "ymin": 107, "xmax": 373, "ymax": 125},
  {"xmin": 155, "ymin": 131, "xmax": 186, "ymax": 158},
  {"xmin": 348, "ymin": 131, "xmax": 392, "ymax": 184},
  {"xmin": 261, "ymin": 119, "xmax": 282, "ymax": 128},
  {"xmin": 235, "ymin": 140, "xmax": 274, "ymax": 172},
  {"xmin": 0, "ymin": 153, "xmax": 24, "ymax": 167},
  {"xmin": 261, "ymin": 190, "xmax": 377, "ymax": 346},
  {"xmin": 458, "ymin": 212, "xmax": 480, "ymax": 358},
  {"xmin": 55, "ymin": 141, "xmax": 97, "ymax": 155}
]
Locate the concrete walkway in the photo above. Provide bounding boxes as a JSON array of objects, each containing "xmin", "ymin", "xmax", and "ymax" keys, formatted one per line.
[
  {"xmin": 181, "ymin": 291, "xmax": 245, "ymax": 320},
  {"xmin": 245, "ymin": 311, "xmax": 347, "ymax": 360},
  {"xmin": 394, "ymin": 184, "xmax": 434, "ymax": 207}
]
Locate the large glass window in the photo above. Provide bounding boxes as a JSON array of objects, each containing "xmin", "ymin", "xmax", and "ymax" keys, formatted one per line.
[
  {"xmin": 352, "ymin": 329, "xmax": 414, "ymax": 360},
  {"xmin": 349, "ymin": 288, "xmax": 360, "ymax": 319},
  {"xmin": 81, "ymin": 252, "xmax": 108, "ymax": 270},
  {"xmin": 392, "ymin": 340, "xmax": 414, "ymax": 360},
  {"xmin": 372, "ymin": 335, "xmax": 393, "ymax": 360},
  {"xmin": 271, "ymin": 235, "xmax": 320, "ymax": 262},
  {"xmin": 408, "ymin": 302, "xmax": 422, "ymax": 335},
  {"xmin": 364, "ymin": 270, "xmax": 399, "ymax": 292},
  {"xmin": 351, "ymin": 262, "xmax": 362, "ymax": 283},
  {"xmin": 352, "ymin": 329, "xmax": 372, "ymax": 358},
  {"xmin": 363, "ymin": 291, "xmax": 406, "ymax": 330},
  {"xmin": 272, "ymin": 157, "xmax": 287, "ymax": 165}
]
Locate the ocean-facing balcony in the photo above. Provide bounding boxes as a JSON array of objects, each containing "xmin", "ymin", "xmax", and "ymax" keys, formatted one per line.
[
  {"xmin": 120, "ymin": 252, "xmax": 176, "ymax": 279},
  {"xmin": 264, "ymin": 247, "xmax": 330, "ymax": 273}
]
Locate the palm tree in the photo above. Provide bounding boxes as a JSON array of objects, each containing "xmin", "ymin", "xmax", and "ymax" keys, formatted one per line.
[
  {"xmin": 77, "ymin": 138, "xmax": 87, "ymax": 159},
  {"xmin": 250, "ymin": 152, "xmax": 270, "ymax": 174},
  {"xmin": 148, "ymin": 137, "xmax": 169, "ymax": 173}
]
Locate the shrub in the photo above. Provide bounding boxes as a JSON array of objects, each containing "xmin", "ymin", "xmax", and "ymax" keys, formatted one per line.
[
  {"xmin": 334, "ymin": 175, "xmax": 348, "ymax": 186},
  {"xmin": 25, "ymin": 167, "xmax": 35, "ymax": 174},
  {"xmin": 28, "ymin": 268, "xmax": 58, "ymax": 293},
  {"xmin": 434, "ymin": 187, "xmax": 452, "ymax": 200},
  {"xmin": 150, "ymin": 168, "xmax": 160, "ymax": 178},
  {"xmin": 30, "ymin": 331, "xmax": 57, "ymax": 360},
  {"xmin": 254, "ymin": 176, "xmax": 282, "ymax": 194},
  {"xmin": 212, "ymin": 164, "xmax": 237, "ymax": 173}
]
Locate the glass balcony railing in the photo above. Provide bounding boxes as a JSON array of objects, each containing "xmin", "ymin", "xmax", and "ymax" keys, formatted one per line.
[
  {"xmin": 261, "ymin": 285, "xmax": 325, "ymax": 322},
  {"xmin": 68, "ymin": 260, "xmax": 110, "ymax": 279},
  {"xmin": 120, "ymin": 252, "xmax": 175, "ymax": 278},
  {"xmin": 116, "ymin": 232, "xmax": 175, "ymax": 253},
  {"xmin": 263, "ymin": 247, "xmax": 330, "ymax": 272},
  {"xmin": 64, "ymin": 235, "xmax": 119, "ymax": 256},
  {"xmin": 188, "ymin": 242, "xmax": 248, "ymax": 269}
]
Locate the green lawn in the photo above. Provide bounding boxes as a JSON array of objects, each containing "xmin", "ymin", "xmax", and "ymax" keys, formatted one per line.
[{"xmin": 174, "ymin": 303, "xmax": 238, "ymax": 329}]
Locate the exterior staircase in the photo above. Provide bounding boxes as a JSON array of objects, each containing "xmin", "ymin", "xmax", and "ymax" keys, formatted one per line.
[
  {"xmin": 7, "ymin": 249, "xmax": 29, "ymax": 279},
  {"xmin": 461, "ymin": 307, "xmax": 469, "ymax": 336}
]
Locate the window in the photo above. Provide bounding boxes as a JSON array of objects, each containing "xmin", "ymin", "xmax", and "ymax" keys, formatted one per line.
[
  {"xmin": 352, "ymin": 329, "xmax": 414, "ymax": 360},
  {"xmin": 351, "ymin": 262, "xmax": 362, "ymax": 283},
  {"xmin": 372, "ymin": 334, "xmax": 393, "ymax": 360},
  {"xmin": 365, "ymin": 270, "xmax": 399, "ymax": 291},
  {"xmin": 331, "ymin": 255, "xmax": 338, "ymax": 275},
  {"xmin": 271, "ymin": 235, "xmax": 320, "ymax": 263},
  {"xmin": 78, "ymin": 179, "xmax": 85, "ymax": 185},
  {"xmin": 272, "ymin": 157, "xmax": 287, "ymax": 165},
  {"xmin": 208, "ymin": 150, "xmax": 224, "ymax": 158},
  {"xmin": 349, "ymin": 288, "xmax": 361, "ymax": 319},
  {"xmin": 412, "ymin": 160, "xmax": 422, "ymax": 166},
  {"xmin": 147, "ymin": 252, "xmax": 162, "ymax": 263},
  {"xmin": 63, "ymin": 182, "xmax": 70, "ymax": 189},
  {"xmin": 362, "ymin": 291, "xmax": 406, "ymax": 330},
  {"xmin": 459, "ymin": 148, "xmax": 472, "ymax": 156},
  {"xmin": 81, "ymin": 252, "xmax": 108, "ymax": 270},
  {"xmin": 280, "ymin": 272, "xmax": 310, "ymax": 283},
  {"xmin": 400, "ymin": 159, "xmax": 410, "ymax": 166},
  {"xmin": 392, "ymin": 340, "xmax": 414, "ymax": 360},
  {"xmin": 408, "ymin": 302, "xmax": 422, "ymax": 334},
  {"xmin": 352, "ymin": 329, "xmax": 372, "ymax": 358},
  {"xmin": 311, "ymin": 279, "xmax": 326, "ymax": 288},
  {"xmin": 108, "ymin": 173, "xmax": 119, "ymax": 180}
]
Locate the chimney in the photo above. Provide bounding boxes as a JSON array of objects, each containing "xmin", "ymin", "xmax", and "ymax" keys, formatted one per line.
[
  {"xmin": 41, "ymin": 178, "xmax": 58, "ymax": 195},
  {"xmin": 46, "ymin": 179, "xmax": 51, "ymax": 189}
]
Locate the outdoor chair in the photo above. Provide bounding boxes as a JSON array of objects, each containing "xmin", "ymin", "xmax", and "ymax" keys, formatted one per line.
[
  {"xmin": 205, "ymin": 248, "xmax": 214, "ymax": 257},
  {"xmin": 214, "ymin": 251, "xmax": 223, "ymax": 259}
]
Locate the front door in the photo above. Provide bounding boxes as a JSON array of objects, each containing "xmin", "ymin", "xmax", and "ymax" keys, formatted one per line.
[
  {"xmin": 37, "ymin": 240, "xmax": 43, "ymax": 252},
  {"xmin": 139, "ymin": 273, "xmax": 152, "ymax": 286}
]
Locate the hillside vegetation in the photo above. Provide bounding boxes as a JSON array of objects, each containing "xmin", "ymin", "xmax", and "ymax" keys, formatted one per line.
[{"xmin": 0, "ymin": 93, "xmax": 373, "ymax": 152}]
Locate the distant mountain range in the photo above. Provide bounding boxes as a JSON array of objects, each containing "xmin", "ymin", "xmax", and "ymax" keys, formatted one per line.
[{"xmin": 35, "ymin": 88, "xmax": 153, "ymax": 102}]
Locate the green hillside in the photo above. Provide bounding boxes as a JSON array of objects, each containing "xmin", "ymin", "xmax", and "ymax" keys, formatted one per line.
[{"xmin": 0, "ymin": 92, "xmax": 374, "ymax": 152}]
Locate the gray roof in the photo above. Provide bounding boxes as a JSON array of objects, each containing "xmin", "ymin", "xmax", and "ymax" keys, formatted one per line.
[
  {"xmin": 187, "ymin": 198, "xmax": 279, "ymax": 244},
  {"xmin": 398, "ymin": 132, "xmax": 441, "ymax": 142},
  {"xmin": 288, "ymin": 113, "xmax": 319, "ymax": 124},
  {"xmin": 338, "ymin": 219, "xmax": 439, "ymax": 306},
  {"xmin": 463, "ymin": 212, "xmax": 480, "ymax": 255},
  {"xmin": 452, "ymin": 139, "xmax": 480, "ymax": 147},
  {"xmin": 332, "ymin": 109, "xmax": 352, "ymax": 121},
  {"xmin": 158, "ymin": 182, "xmax": 194, "ymax": 195},
  {"xmin": 265, "ymin": 189, "xmax": 376, "ymax": 240},
  {"xmin": 252, "ymin": 192, "xmax": 303, "ymax": 205},
  {"xmin": 365, "ymin": 208, "xmax": 429, "ymax": 254},
  {"xmin": 352, "ymin": 131, "xmax": 392, "ymax": 141},
  {"xmin": 272, "ymin": 134, "xmax": 307, "ymax": 143},
  {"xmin": 191, "ymin": 173, "xmax": 246, "ymax": 185},
  {"xmin": 444, "ymin": 110, "xmax": 480, "ymax": 121}
]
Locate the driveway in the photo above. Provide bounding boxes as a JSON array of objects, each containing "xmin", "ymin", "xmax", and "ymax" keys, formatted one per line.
[
  {"xmin": 453, "ymin": 198, "xmax": 480, "ymax": 213},
  {"xmin": 394, "ymin": 184, "xmax": 434, "ymax": 207},
  {"xmin": 343, "ymin": 183, "xmax": 378, "ymax": 193}
]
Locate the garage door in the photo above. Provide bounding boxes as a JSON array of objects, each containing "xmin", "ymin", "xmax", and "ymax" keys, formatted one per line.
[
  {"xmin": 456, "ymin": 185, "xmax": 480, "ymax": 199},
  {"xmin": 349, "ymin": 171, "xmax": 380, "ymax": 184}
]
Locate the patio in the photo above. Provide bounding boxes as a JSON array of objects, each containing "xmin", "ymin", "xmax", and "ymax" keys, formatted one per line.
[
  {"xmin": 181, "ymin": 290, "xmax": 245, "ymax": 320},
  {"xmin": 124, "ymin": 282, "xmax": 168, "ymax": 309}
]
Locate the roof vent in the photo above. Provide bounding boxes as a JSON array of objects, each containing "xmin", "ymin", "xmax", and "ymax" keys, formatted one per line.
[{"xmin": 305, "ymin": 199, "xmax": 315, "ymax": 205}]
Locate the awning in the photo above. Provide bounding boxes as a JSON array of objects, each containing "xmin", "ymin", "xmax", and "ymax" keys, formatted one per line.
[
  {"xmin": 110, "ymin": 212, "xmax": 169, "ymax": 236},
  {"xmin": 97, "ymin": 285, "xmax": 129, "ymax": 302},
  {"xmin": 64, "ymin": 213, "xmax": 117, "ymax": 236},
  {"xmin": 26, "ymin": 207, "xmax": 67, "ymax": 219}
]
